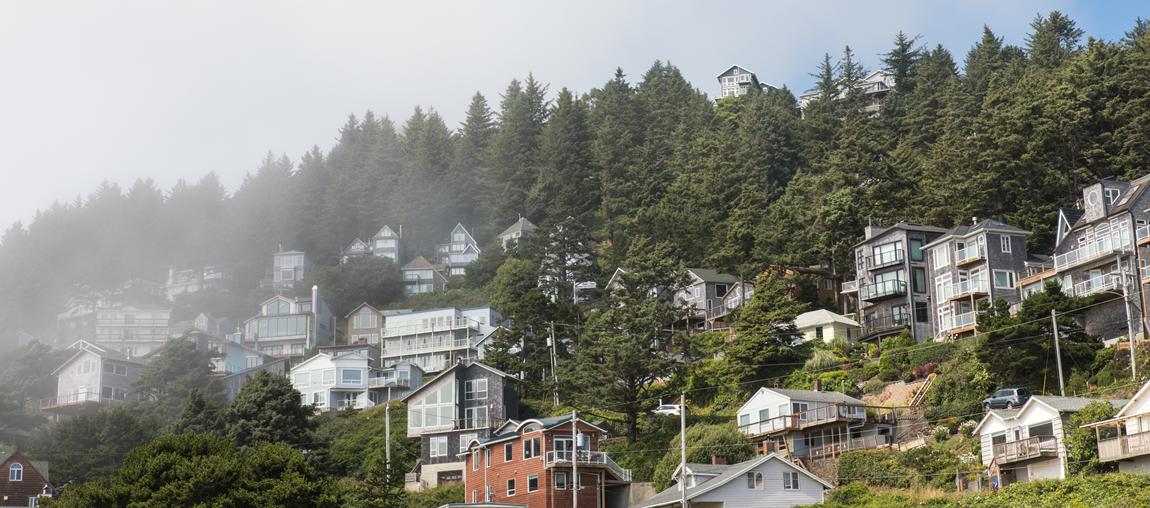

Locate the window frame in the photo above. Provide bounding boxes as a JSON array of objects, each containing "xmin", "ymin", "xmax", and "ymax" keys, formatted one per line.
[
  {"xmin": 528, "ymin": 474, "xmax": 539, "ymax": 492},
  {"xmin": 429, "ymin": 436, "xmax": 449, "ymax": 458},
  {"xmin": 783, "ymin": 471, "xmax": 800, "ymax": 490},
  {"xmin": 993, "ymin": 270, "xmax": 1016, "ymax": 289},
  {"xmin": 555, "ymin": 471, "xmax": 568, "ymax": 490},
  {"xmin": 504, "ymin": 443, "xmax": 513, "ymax": 462},
  {"xmin": 909, "ymin": 238, "xmax": 924, "ymax": 262},
  {"xmin": 9, "ymin": 463, "xmax": 22, "ymax": 481},
  {"xmin": 506, "ymin": 478, "xmax": 516, "ymax": 496},
  {"xmin": 1000, "ymin": 235, "xmax": 1012, "ymax": 253}
]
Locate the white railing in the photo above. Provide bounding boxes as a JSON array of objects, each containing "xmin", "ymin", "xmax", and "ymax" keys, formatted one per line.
[
  {"xmin": 383, "ymin": 338, "xmax": 473, "ymax": 356},
  {"xmin": 40, "ymin": 391, "xmax": 123, "ymax": 410},
  {"xmin": 1072, "ymin": 274, "xmax": 1120, "ymax": 297},
  {"xmin": 368, "ymin": 376, "xmax": 411, "ymax": 388},
  {"xmin": 941, "ymin": 311, "xmax": 977, "ymax": 334},
  {"xmin": 841, "ymin": 280, "xmax": 858, "ymax": 293},
  {"xmin": 860, "ymin": 280, "xmax": 906, "ymax": 301},
  {"xmin": 955, "ymin": 244, "xmax": 985, "ymax": 264},
  {"xmin": 1141, "ymin": 265, "xmax": 1150, "ymax": 280},
  {"xmin": 1138, "ymin": 225, "xmax": 1150, "ymax": 242},
  {"xmin": 383, "ymin": 319, "xmax": 479, "ymax": 338},
  {"xmin": 1054, "ymin": 234, "xmax": 1129, "ymax": 271},
  {"xmin": 543, "ymin": 451, "xmax": 632, "ymax": 482},
  {"xmin": 1099, "ymin": 430, "xmax": 1150, "ymax": 462},
  {"xmin": 938, "ymin": 278, "xmax": 989, "ymax": 300}
]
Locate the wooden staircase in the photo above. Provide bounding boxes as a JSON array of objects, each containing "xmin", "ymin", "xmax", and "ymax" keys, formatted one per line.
[{"xmin": 909, "ymin": 373, "xmax": 936, "ymax": 407}]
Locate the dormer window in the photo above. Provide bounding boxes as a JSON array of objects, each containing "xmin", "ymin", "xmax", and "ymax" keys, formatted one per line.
[
  {"xmin": 9, "ymin": 463, "xmax": 22, "ymax": 481},
  {"xmin": 1106, "ymin": 188, "xmax": 1121, "ymax": 205}
]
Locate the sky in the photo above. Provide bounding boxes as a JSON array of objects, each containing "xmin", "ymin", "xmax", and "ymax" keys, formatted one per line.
[{"xmin": 0, "ymin": 0, "xmax": 1147, "ymax": 230}]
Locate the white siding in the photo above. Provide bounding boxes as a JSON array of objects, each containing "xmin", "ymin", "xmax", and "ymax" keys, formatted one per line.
[
  {"xmin": 976, "ymin": 402, "xmax": 1067, "ymax": 480},
  {"xmin": 691, "ymin": 459, "xmax": 826, "ymax": 507}
]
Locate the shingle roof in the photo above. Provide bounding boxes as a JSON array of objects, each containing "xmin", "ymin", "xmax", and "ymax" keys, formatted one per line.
[
  {"xmin": 924, "ymin": 219, "xmax": 1031, "ymax": 249},
  {"xmin": 636, "ymin": 454, "xmax": 832, "ymax": 508},
  {"xmin": 498, "ymin": 217, "xmax": 537, "ymax": 237},
  {"xmin": 766, "ymin": 387, "xmax": 866, "ymax": 406},
  {"xmin": 402, "ymin": 256, "xmax": 435, "ymax": 270},
  {"xmin": 685, "ymin": 463, "xmax": 732, "ymax": 476},
  {"xmin": 854, "ymin": 221, "xmax": 948, "ymax": 247},
  {"xmin": 794, "ymin": 309, "xmax": 860, "ymax": 329},
  {"xmin": 1032, "ymin": 395, "xmax": 1127, "ymax": 412},
  {"xmin": 688, "ymin": 268, "xmax": 738, "ymax": 284}
]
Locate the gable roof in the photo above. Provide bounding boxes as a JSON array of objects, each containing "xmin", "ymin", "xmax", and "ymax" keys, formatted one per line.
[
  {"xmin": 374, "ymin": 224, "xmax": 399, "ymax": 238},
  {"xmin": 687, "ymin": 268, "xmax": 738, "ymax": 285},
  {"xmin": 499, "ymin": 217, "xmax": 537, "ymax": 238},
  {"xmin": 975, "ymin": 395, "xmax": 1127, "ymax": 434},
  {"xmin": 763, "ymin": 387, "xmax": 866, "ymax": 406},
  {"xmin": 400, "ymin": 360, "xmax": 516, "ymax": 403},
  {"xmin": 51, "ymin": 340, "xmax": 142, "ymax": 376},
  {"xmin": 794, "ymin": 309, "xmax": 860, "ymax": 329},
  {"xmin": 636, "ymin": 454, "xmax": 832, "ymax": 508},
  {"xmin": 0, "ymin": 450, "xmax": 51, "ymax": 485},
  {"xmin": 344, "ymin": 238, "xmax": 369, "ymax": 251},
  {"xmin": 923, "ymin": 219, "xmax": 1032, "ymax": 249},
  {"xmin": 345, "ymin": 302, "xmax": 381, "ymax": 319},
  {"xmin": 402, "ymin": 256, "xmax": 436, "ymax": 270},
  {"xmin": 853, "ymin": 221, "xmax": 948, "ymax": 248}
]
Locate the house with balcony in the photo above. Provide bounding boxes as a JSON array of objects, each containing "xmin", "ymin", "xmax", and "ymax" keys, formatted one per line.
[
  {"xmin": 636, "ymin": 454, "xmax": 832, "ymax": 508},
  {"xmin": 497, "ymin": 217, "xmax": 537, "ymax": 251},
  {"xmin": 843, "ymin": 222, "xmax": 946, "ymax": 343},
  {"xmin": 925, "ymin": 219, "xmax": 1033, "ymax": 339},
  {"xmin": 42, "ymin": 340, "xmax": 144, "ymax": 416},
  {"xmin": 268, "ymin": 250, "xmax": 310, "ymax": 291},
  {"xmin": 974, "ymin": 395, "xmax": 1126, "ymax": 488},
  {"xmin": 1043, "ymin": 177, "xmax": 1150, "ymax": 343},
  {"xmin": 403, "ymin": 256, "xmax": 449, "ymax": 295},
  {"xmin": 735, "ymin": 387, "xmax": 881, "ymax": 461},
  {"xmin": 0, "ymin": 451, "xmax": 53, "ymax": 508},
  {"xmin": 178, "ymin": 329, "xmax": 273, "ymax": 376},
  {"xmin": 674, "ymin": 268, "xmax": 739, "ymax": 330},
  {"xmin": 341, "ymin": 238, "xmax": 372, "ymax": 264},
  {"xmin": 241, "ymin": 294, "xmax": 335, "ymax": 358},
  {"xmin": 707, "ymin": 281, "xmax": 756, "ymax": 331},
  {"xmin": 91, "ymin": 303, "xmax": 173, "ymax": 357},
  {"xmin": 319, "ymin": 341, "xmax": 382, "ymax": 367},
  {"xmin": 1082, "ymin": 378, "xmax": 1150, "ymax": 473},
  {"xmin": 381, "ymin": 307, "xmax": 501, "ymax": 373},
  {"xmin": 462, "ymin": 415, "xmax": 631, "ymax": 508},
  {"xmin": 221, "ymin": 358, "xmax": 291, "ymax": 402},
  {"xmin": 799, "ymin": 70, "xmax": 896, "ymax": 115},
  {"xmin": 437, "ymin": 223, "xmax": 482, "ymax": 277},
  {"xmin": 289, "ymin": 352, "xmax": 422, "ymax": 412},
  {"xmin": 371, "ymin": 224, "xmax": 403, "ymax": 262},
  {"xmin": 403, "ymin": 360, "xmax": 519, "ymax": 491},
  {"xmin": 164, "ymin": 265, "xmax": 233, "ymax": 300},
  {"xmin": 716, "ymin": 65, "xmax": 776, "ymax": 99},
  {"xmin": 346, "ymin": 303, "xmax": 385, "ymax": 346}
]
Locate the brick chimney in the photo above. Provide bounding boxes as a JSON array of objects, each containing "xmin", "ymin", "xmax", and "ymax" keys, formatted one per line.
[{"xmin": 711, "ymin": 455, "xmax": 726, "ymax": 465}]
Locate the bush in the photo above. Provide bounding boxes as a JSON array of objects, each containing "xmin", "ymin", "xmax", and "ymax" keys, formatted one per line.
[
  {"xmin": 837, "ymin": 450, "xmax": 910, "ymax": 489},
  {"xmin": 959, "ymin": 420, "xmax": 977, "ymax": 438},
  {"xmin": 406, "ymin": 482, "xmax": 464, "ymax": 508},
  {"xmin": 863, "ymin": 378, "xmax": 888, "ymax": 396},
  {"xmin": 912, "ymin": 362, "xmax": 939, "ymax": 379},
  {"xmin": 651, "ymin": 424, "xmax": 754, "ymax": 490},
  {"xmin": 932, "ymin": 425, "xmax": 951, "ymax": 442}
]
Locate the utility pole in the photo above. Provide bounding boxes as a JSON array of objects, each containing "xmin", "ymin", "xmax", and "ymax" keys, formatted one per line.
[
  {"xmin": 1051, "ymin": 309, "xmax": 1065, "ymax": 396},
  {"xmin": 385, "ymin": 386, "xmax": 392, "ymax": 471},
  {"xmin": 572, "ymin": 409, "xmax": 578, "ymax": 508},
  {"xmin": 1120, "ymin": 257, "xmax": 1137, "ymax": 380},
  {"xmin": 680, "ymin": 391, "xmax": 688, "ymax": 508},
  {"xmin": 550, "ymin": 322, "xmax": 560, "ymax": 406}
]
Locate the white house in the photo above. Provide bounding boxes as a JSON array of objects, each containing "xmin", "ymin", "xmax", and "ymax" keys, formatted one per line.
[
  {"xmin": 1082, "ymin": 378, "xmax": 1150, "ymax": 473},
  {"xmin": 42, "ymin": 340, "xmax": 144, "ymax": 415},
  {"xmin": 974, "ymin": 395, "xmax": 1126, "ymax": 488},
  {"xmin": 794, "ymin": 309, "xmax": 860, "ymax": 343},
  {"xmin": 735, "ymin": 388, "xmax": 868, "ymax": 459},
  {"xmin": 635, "ymin": 454, "xmax": 832, "ymax": 508},
  {"xmin": 289, "ymin": 352, "xmax": 422, "ymax": 412},
  {"xmin": 380, "ymin": 307, "xmax": 500, "ymax": 373}
]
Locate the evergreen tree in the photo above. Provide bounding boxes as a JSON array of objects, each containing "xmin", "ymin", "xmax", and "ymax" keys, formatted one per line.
[
  {"xmin": 1027, "ymin": 10, "xmax": 1084, "ymax": 69},
  {"xmin": 225, "ymin": 370, "xmax": 315, "ymax": 448},
  {"xmin": 883, "ymin": 31, "xmax": 923, "ymax": 93}
]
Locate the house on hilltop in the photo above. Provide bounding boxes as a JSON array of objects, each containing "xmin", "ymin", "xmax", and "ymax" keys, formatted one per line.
[
  {"xmin": 41, "ymin": 340, "xmax": 144, "ymax": 417},
  {"xmin": 716, "ymin": 65, "xmax": 776, "ymax": 99}
]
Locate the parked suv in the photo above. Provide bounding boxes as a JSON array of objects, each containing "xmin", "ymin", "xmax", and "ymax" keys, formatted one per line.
[{"xmin": 983, "ymin": 387, "xmax": 1031, "ymax": 410}]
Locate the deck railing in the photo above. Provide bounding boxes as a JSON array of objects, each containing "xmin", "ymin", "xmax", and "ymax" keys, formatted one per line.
[
  {"xmin": 993, "ymin": 435, "xmax": 1058, "ymax": 464},
  {"xmin": 1098, "ymin": 431, "xmax": 1150, "ymax": 462},
  {"xmin": 1054, "ymin": 234, "xmax": 1128, "ymax": 271},
  {"xmin": 543, "ymin": 450, "xmax": 632, "ymax": 482}
]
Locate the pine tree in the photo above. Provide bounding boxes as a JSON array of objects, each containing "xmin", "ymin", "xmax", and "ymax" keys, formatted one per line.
[
  {"xmin": 883, "ymin": 31, "xmax": 923, "ymax": 93},
  {"xmin": 1026, "ymin": 10, "xmax": 1084, "ymax": 69},
  {"xmin": 525, "ymin": 88, "xmax": 596, "ymax": 223}
]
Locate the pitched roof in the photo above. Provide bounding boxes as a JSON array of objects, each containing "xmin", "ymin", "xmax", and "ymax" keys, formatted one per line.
[
  {"xmin": 344, "ymin": 302, "xmax": 381, "ymax": 319},
  {"xmin": 374, "ymin": 224, "xmax": 399, "ymax": 238},
  {"xmin": 0, "ymin": 451, "xmax": 51, "ymax": 484},
  {"xmin": 716, "ymin": 64, "xmax": 756, "ymax": 79},
  {"xmin": 854, "ymin": 221, "xmax": 948, "ymax": 247},
  {"xmin": 402, "ymin": 256, "xmax": 435, "ymax": 270},
  {"xmin": 687, "ymin": 268, "xmax": 738, "ymax": 284},
  {"xmin": 498, "ymin": 217, "xmax": 537, "ymax": 237},
  {"xmin": 400, "ymin": 360, "xmax": 516, "ymax": 403},
  {"xmin": 635, "ymin": 454, "xmax": 832, "ymax": 508},
  {"xmin": 1031, "ymin": 395, "xmax": 1127, "ymax": 413},
  {"xmin": 762, "ymin": 387, "xmax": 866, "ymax": 406},
  {"xmin": 51, "ymin": 340, "xmax": 142, "ymax": 375},
  {"xmin": 923, "ymin": 219, "xmax": 1031, "ymax": 249},
  {"xmin": 794, "ymin": 309, "xmax": 860, "ymax": 329}
]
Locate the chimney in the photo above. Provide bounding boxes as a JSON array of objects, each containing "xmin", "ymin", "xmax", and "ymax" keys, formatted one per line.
[
  {"xmin": 812, "ymin": 378, "xmax": 821, "ymax": 392},
  {"xmin": 863, "ymin": 217, "xmax": 883, "ymax": 240},
  {"xmin": 711, "ymin": 455, "xmax": 726, "ymax": 465}
]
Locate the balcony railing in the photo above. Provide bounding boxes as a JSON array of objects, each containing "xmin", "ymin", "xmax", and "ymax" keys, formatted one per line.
[
  {"xmin": 841, "ymin": 280, "xmax": 858, "ymax": 293},
  {"xmin": 808, "ymin": 434, "xmax": 894, "ymax": 460},
  {"xmin": 543, "ymin": 450, "xmax": 632, "ymax": 482},
  {"xmin": 1072, "ymin": 274, "xmax": 1120, "ymax": 297},
  {"xmin": 1139, "ymin": 225, "xmax": 1150, "ymax": 243},
  {"xmin": 955, "ymin": 244, "xmax": 986, "ymax": 265},
  {"xmin": 940, "ymin": 311, "xmax": 977, "ymax": 334},
  {"xmin": 738, "ymin": 403, "xmax": 866, "ymax": 436},
  {"xmin": 1142, "ymin": 265, "xmax": 1150, "ymax": 281},
  {"xmin": 861, "ymin": 314, "xmax": 910, "ymax": 338},
  {"xmin": 993, "ymin": 435, "xmax": 1058, "ymax": 465},
  {"xmin": 1099, "ymin": 430, "xmax": 1150, "ymax": 462},
  {"xmin": 859, "ymin": 280, "xmax": 907, "ymax": 302},
  {"xmin": 1054, "ymin": 234, "xmax": 1129, "ymax": 271},
  {"xmin": 941, "ymin": 278, "xmax": 990, "ymax": 301},
  {"xmin": 383, "ymin": 338, "xmax": 474, "ymax": 356},
  {"xmin": 866, "ymin": 250, "xmax": 905, "ymax": 270},
  {"xmin": 367, "ymin": 376, "xmax": 412, "ymax": 388},
  {"xmin": 383, "ymin": 319, "xmax": 479, "ymax": 338},
  {"xmin": 40, "ymin": 391, "xmax": 125, "ymax": 411}
]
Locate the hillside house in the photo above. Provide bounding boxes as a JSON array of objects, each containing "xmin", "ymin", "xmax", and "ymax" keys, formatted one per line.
[
  {"xmin": 403, "ymin": 360, "xmax": 519, "ymax": 491},
  {"xmin": 346, "ymin": 303, "xmax": 385, "ymax": 346},
  {"xmin": 462, "ymin": 415, "xmax": 631, "ymax": 508},
  {"xmin": 220, "ymin": 358, "xmax": 291, "ymax": 401},
  {"xmin": 289, "ymin": 352, "xmax": 422, "ymax": 412},
  {"xmin": 372, "ymin": 225, "xmax": 403, "ymax": 262},
  {"xmin": 735, "ymin": 388, "xmax": 878, "ymax": 461},
  {"xmin": 497, "ymin": 217, "xmax": 537, "ymax": 250},
  {"xmin": 269, "ymin": 250, "xmax": 309, "ymax": 291},
  {"xmin": 635, "ymin": 454, "xmax": 832, "ymax": 508},
  {"xmin": 437, "ymin": 223, "xmax": 481, "ymax": 277},
  {"xmin": 716, "ymin": 65, "xmax": 776, "ymax": 99},
  {"xmin": 341, "ymin": 238, "xmax": 372, "ymax": 264},
  {"xmin": 842, "ymin": 222, "xmax": 946, "ymax": 343},
  {"xmin": 798, "ymin": 70, "xmax": 895, "ymax": 115},
  {"xmin": 164, "ymin": 265, "xmax": 232, "ymax": 300},
  {"xmin": 403, "ymin": 256, "xmax": 450, "ymax": 295},
  {"xmin": 706, "ymin": 281, "xmax": 755, "ymax": 331},
  {"xmin": 925, "ymin": 219, "xmax": 1033, "ymax": 339},
  {"xmin": 0, "ymin": 451, "xmax": 52, "ymax": 508},
  {"xmin": 794, "ymin": 309, "xmax": 859, "ymax": 343},
  {"xmin": 1083, "ymin": 378, "xmax": 1150, "ymax": 473},
  {"xmin": 974, "ymin": 395, "xmax": 1125, "ymax": 488},
  {"xmin": 241, "ymin": 293, "xmax": 335, "ymax": 358},
  {"xmin": 381, "ymin": 307, "xmax": 500, "ymax": 373},
  {"xmin": 42, "ymin": 340, "xmax": 143, "ymax": 416}
]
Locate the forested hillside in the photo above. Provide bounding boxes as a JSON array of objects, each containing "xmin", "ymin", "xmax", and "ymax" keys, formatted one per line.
[{"xmin": 2, "ymin": 12, "xmax": 1149, "ymax": 345}]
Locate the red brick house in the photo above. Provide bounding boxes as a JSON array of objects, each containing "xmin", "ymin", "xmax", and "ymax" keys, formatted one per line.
[
  {"xmin": 462, "ymin": 416, "xmax": 631, "ymax": 508},
  {"xmin": 0, "ymin": 451, "xmax": 51, "ymax": 508}
]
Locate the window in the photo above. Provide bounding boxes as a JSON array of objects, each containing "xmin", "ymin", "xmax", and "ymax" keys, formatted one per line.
[
  {"xmin": 486, "ymin": 449, "xmax": 491, "ymax": 468},
  {"xmin": 460, "ymin": 433, "xmax": 478, "ymax": 453},
  {"xmin": 312, "ymin": 392, "xmax": 327, "ymax": 406},
  {"xmin": 472, "ymin": 450, "xmax": 480, "ymax": 471},
  {"xmin": 506, "ymin": 479, "xmax": 516, "ymax": 496},
  {"xmin": 353, "ymin": 312, "xmax": 378, "ymax": 329},
  {"xmin": 872, "ymin": 241, "xmax": 903, "ymax": 266},
  {"xmin": 430, "ymin": 436, "xmax": 449, "ymax": 458},
  {"xmin": 465, "ymin": 407, "xmax": 488, "ymax": 429},
  {"xmin": 738, "ymin": 414, "xmax": 750, "ymax": 426},
  {"xmin": 1000, "ymin": 235, "xmax": 1012, "ymax": 253},
  {"xmin": 913, "ymin": 267, "xmax": 926, "ymax": 293},
  {"xmin": 933, "ymin": 246, "xmax": 949, "ymax": 268},
  {"xmin": 9, "ymin": 463, "xmax": 22, "ymax": 481},
  {"xmin": 783, "ymin": 471, "xmax": 799, "ymax": 490},
  {"xmin": 528, "ymin": 474, "xmax": 539, "ymax": 492},
  {"xmin": 555, "ymin": 471, "xmax": 568, "ymax": 490},
  {"xmin": 915, "ymin": 302, "xmax": 929, "ymax": 323},
  {"xmin": 340, "ymin": 369, "xmax": 363, "ymax": 385},
  {"xmin": 323, "ymin": 369, "xmax": 336, "ymax": 385},
  {"xmin": 758, "ymin": 408, "xmax": 769, "ymax": 422},
  {"xmin": 909, "ymin": 239, "xmax": 924, "ymax": 262},
  {"xmin": 464, "ymin": 379, "xmax": 489, "ymax": 400},
  {"xmin": 746, "ymin": 471, "xmax": 764, "ymax": 489},
  {"xmin": 504, "ymin": 443, "xmax": 513, "ymax": 462},
  {"xmin": 993, "ymin": 270, "xmax": 1016, "ymax": 289},
  {"xmin": 103, "ymin": 363, "xmax": 127, "ymax": 376},
  {"xmin": 891, "ymin": 304, "xmax": 909, "ymax": 324},
  {"xmin": 523, "ymin": 437, "xmax": 541, "ymax": 459},
  {"xmin": 815, "ymin": 326, "xmax": 824, "ymax": 341}
]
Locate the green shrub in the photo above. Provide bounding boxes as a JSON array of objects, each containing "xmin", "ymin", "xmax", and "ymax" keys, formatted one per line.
[
  {"xmin": 863, "ymin": 378, "xmax": 888, "ymax": 395},
  {"xmin": 837, "ymin": 450, "xmax": 910, "ymax": 488}
]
